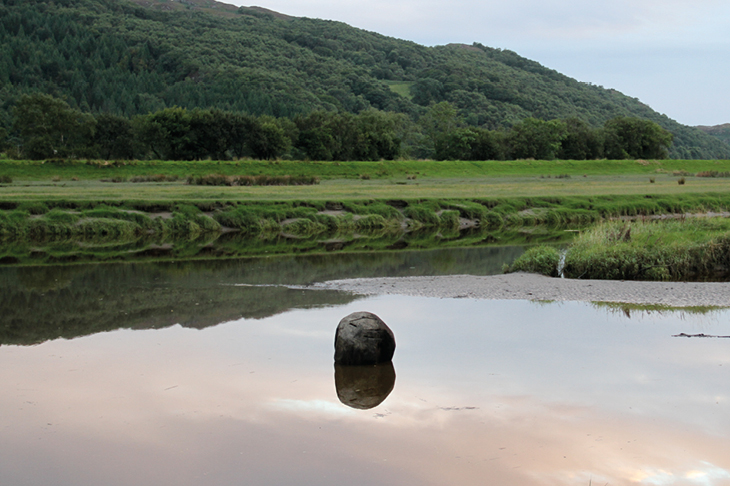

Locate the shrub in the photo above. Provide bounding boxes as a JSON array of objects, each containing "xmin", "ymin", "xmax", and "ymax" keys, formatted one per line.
[
  {"xmin": 355, "ymin": 214, "xmax": 387, "ymax": 231},
  {"xmin": 75, "ymin": 218, "xmax": 141, "ymax": 239},
  {"xmin": 281, "ymin": 218, "xmax": 326, "ymax": 236},
  {"xmin": 438, "ymin": 210, "xmax": 460, "ymax": 231},
  {"xmin": 696, "ymin": 171, "xmax": 730, "ymax": 178},
  {"xmin": 129, "ymin": 174, "xmax": 180, "ymax": 183},
  {"xmin": 187, "ymin": 174, "xmax": 319, "ymax": 186},
  {"xmin": 214, "ymin": 208, "xmax": 260, "ymax": 231},
  {"xmin": 507, "ymin": 245, "xmax": 561, "ymax": 277},
  {"xmin": 17, "ymin": 202, "xmax": 48, "ymax": 215},
  {"xmin": 403, "ymin": 204, "xmax": 440, "ymax": 226}
]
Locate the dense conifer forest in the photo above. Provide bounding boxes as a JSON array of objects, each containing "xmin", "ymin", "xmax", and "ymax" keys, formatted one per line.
[{"xmin": 1, "ymin": 0, "xmax": 728, "ymax": 160}]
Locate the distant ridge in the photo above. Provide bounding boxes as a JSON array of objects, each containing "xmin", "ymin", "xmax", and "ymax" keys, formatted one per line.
[
  {"xmin": 128, "ymin": 0, "xmax": 240, "ymax": 16},
  {"xmin": 128, "ymin": 0, "xmax": 294, "ymax": 19},
  {"xmin": 697, "ymin": 124, "xmax": 730, "ymax": 146}
]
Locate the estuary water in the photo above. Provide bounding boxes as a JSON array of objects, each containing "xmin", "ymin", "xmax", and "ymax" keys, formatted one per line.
[{"xmin": 1, "ymin": 247, "xmax": 730, "ymax": 486}]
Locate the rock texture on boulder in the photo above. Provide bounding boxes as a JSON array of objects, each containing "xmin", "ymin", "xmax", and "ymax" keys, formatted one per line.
[{"xmin": 334, "ymin": 311, "xmax": 396, "ymax": 365}]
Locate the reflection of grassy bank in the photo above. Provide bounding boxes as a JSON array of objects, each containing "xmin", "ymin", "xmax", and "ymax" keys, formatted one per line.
[
  {"xmin": 591, "ymin": 301, "xmax": 726, "ymax": 318},
  {"xmin": 0, "ymin": 247, "xmax": 524, "ymax": 345},
  {"xmin": 0, "ymin": 224, "xmax": 569, "ymax": 266},
  {"xmin": 509, "ymin": 218, "xmax": 730, "ymax": 281}
]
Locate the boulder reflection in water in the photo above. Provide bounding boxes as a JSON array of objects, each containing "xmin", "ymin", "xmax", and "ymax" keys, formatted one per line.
[{"xmin": 334, "ymin": 362, "xmax": 396, "ymax": 410}]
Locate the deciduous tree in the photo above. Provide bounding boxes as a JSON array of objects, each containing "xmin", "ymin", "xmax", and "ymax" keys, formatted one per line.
[{"xmin": 12, "ymin": 93, "xmax": 95, "ymax": 159}]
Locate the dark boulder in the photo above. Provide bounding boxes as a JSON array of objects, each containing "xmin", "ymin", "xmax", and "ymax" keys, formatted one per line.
[{"xmin": 334, "ymin": 311, "xmax": 396, "ymax": 365}]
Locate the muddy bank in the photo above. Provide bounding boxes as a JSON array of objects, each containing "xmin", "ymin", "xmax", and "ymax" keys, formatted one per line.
[{"xmin": 310, "ymin": 272, "xmax": 730, "ymax": 307}]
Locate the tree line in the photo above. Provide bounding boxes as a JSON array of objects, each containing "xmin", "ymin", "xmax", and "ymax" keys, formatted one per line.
[{"xmin": 3, "ymin": 94, "xmax": 674, "ymax": 161}]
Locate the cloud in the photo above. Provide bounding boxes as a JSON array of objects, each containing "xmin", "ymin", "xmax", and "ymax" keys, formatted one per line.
[{"xmin": 248, "ymin": 0, "xmax": 730, "ymax": 45}]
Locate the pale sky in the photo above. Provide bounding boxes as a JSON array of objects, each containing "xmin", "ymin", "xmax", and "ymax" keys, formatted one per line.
[{"xmin": 230, "ymin": 0, "xmax": 730, "ymax": 127}]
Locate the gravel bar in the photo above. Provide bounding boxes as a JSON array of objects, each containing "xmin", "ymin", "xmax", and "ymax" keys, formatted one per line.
[{"xmin": 310, "ymin": 273, "xmax": 730, "ymax": 307}]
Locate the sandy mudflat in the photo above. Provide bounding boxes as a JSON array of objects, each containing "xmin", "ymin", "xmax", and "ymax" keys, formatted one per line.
[{"xmin": 310, "ymin": 273, "xmax": 730, "ymax": 307}]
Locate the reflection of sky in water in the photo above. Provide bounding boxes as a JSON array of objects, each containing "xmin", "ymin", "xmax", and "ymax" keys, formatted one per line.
[{"xmin": 2, "ymin": 295, "xmax": 730, "ymax": 486}]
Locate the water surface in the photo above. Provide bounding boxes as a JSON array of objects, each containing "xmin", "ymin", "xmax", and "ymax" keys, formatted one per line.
[{"xmin": 1, "ymin": 249, "xmax": 729, "ymax": 486}]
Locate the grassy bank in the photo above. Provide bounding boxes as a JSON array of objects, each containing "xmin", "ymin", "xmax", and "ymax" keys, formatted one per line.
[
  {"xmin": 508, "ymin": 218, "xmax": 730, "ymax": 281},
  {"xmin": 3, "ymin": 158, "xmax": 730, "ymax": 270},
  {"xmin": 2, "ymin": 194, "xmax": 730, "ymax": 243}
]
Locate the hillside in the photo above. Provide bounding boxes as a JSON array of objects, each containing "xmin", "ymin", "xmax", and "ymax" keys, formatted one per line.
[
  {"xmin": 697, "ymin": 124, "xmax": 730, "ymax": 146},
  {"xmin": 1, "ymin": 0, "xmax": 729, "ymax": 159}
]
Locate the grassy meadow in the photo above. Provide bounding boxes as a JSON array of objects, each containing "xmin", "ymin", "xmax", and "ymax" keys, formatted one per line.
[{"xmin": 1, "ymin": 158, "xmax": 730, "ymax": 203}]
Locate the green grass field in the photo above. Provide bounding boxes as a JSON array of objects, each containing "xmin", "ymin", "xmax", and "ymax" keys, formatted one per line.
[
  {"xmin": 1, "ymin": 158, "xmax": 729, "ymax": 202},
  {"xmin": 2, "ymin": 158, "xmax": 730, "ymax": 180}
]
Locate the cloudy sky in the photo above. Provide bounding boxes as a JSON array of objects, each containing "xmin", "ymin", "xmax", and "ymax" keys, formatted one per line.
[{"xmin": 229, "ymin": 0, "xmax": 730, "ymax": 127}]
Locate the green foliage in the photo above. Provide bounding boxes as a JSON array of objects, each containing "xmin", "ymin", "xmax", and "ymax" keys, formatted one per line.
[
  {"xmin": 558, "ymin": 117, "xmax": 603, "ymax": 160},
  {"xmin": 12, "ymin": 93, "xmax": 95, "ymax": 159},
  {"xmin": 93, "ymin": 113, "xmax": 135, "ymax": 159},
  {"xmin": 562, "ymin": 219, "xmax": 730, "ymax": 280},
  {"xmin": 354, "ymin": 213, "xmax": 387, "ymax": 231},
  {"xmin": 0, "ymin": 0, "xmax": 726, "ymax": 158},
  {"xmin": 342, "ymin": 201, "xmax": 403, "ymax": 219},
  {"xmin": 438, "ymin": 209, "xmax": 460, "ymax": 231},
  {"xmin": 293, "ymin": 110, "xmax": 404, "ymax": 161},
  {"xmin": 281, "ymin": 218, "xmax": 327, "ymax": 236},
  {"xmin": 403, "ymin": 203, "xmax": 441, "ymax": 226},
  {"xmin": 17, "ymin": 201, "xmax": 48, "ymax": 215},
  {"xmin": 603, "ymin": 116, "xmax": 673, "ymax": 159},
  {"xmin": 7, "ymin": 93, "xmax": 685, "ymax": 162},
  {"xmin": 248, "ymin": 116, "xmax": 291, "ymax": 160},
  {"xmin": 507, "ymin": 118, "xmax": 567, "ymax": 160},
  {"xmin": 507, "ymin": 245, "xmax": 561, "ymax": 277},
  {"xmin": 697, "ymin": 124, "xmax": 730, "ymax": 146}
]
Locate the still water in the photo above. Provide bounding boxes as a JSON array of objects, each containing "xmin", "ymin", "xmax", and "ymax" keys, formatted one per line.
[{"xmin": 1, "ymin": 247, "xmax": 730, "ymax": 486}]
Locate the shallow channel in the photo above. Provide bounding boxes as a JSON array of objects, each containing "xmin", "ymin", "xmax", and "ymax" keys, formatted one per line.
[{"xmin": 1, "ymin": 247, "xmax": 729, "ymax": 486}]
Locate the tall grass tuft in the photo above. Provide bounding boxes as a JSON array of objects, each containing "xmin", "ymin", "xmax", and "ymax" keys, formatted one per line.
[
  {"xmin": 562, "ymin": 219, "xmax": 730, "ymax": 281},
  {"xmin": 187, "ymin": 174, "xmax": 320, "ymax": 186},
  {"xmin": 506, "ymin": 245, "xmax": 561, "ymax": 277}
]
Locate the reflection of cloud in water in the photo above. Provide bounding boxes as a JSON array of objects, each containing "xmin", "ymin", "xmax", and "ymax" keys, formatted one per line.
[
  {"xmin": 271, "ymin": 399, "xmax": 355, "ymax": 416},
  {"xmin": 631, "ymin": 463, "xmax": 730, "ymax": 486},
  {"xmin": 2, "ymin": 297, "xmax": 730, "ymax": 485},
  {"xmin": 684, "ymin": 464, "xmax": 730, "ymax": 486}
]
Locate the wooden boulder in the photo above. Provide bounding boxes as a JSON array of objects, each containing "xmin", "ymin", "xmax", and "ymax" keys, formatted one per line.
[{"xmin": 334, "ymin": 312, "xmax": 396, "ymax": 365}]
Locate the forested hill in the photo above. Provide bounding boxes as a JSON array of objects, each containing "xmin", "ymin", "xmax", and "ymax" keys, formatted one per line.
[
  {"xmin": 1, "ymin": 0, "xmax": 729, "ymax": 159},
  {"xmin": 697, "ymin": 124, "xmax": 730, "ymax": 146}
]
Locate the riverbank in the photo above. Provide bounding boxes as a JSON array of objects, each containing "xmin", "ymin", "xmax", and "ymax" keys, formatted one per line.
[{"xmin": 310, "ymin": 272, "xmax": 730, "ymax": 307}]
